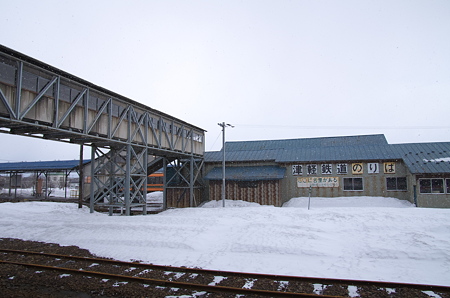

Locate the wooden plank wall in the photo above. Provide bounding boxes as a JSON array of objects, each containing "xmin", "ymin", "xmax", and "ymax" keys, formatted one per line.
[
  {"xmin": 166, "ymin": 188, "xmax": 203, "ymax": 208},
  {"xmin": 209, "ymin": 180, "xmax": 281, "ymax": 206}
]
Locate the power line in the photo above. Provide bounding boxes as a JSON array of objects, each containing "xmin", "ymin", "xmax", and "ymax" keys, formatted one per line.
[
  {"xmin": 233, "ymin": 124, "xmax": 449, "ymax": 130},
  {"xmin": 208, "ymin": 131, "xmax": 222, "ymax": 151}
]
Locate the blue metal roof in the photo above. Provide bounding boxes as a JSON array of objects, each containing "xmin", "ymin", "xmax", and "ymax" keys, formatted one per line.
[
  {"xmin": 205, "ymin": 135, "xmax": 450, "ymax": 174},
  {"xmin": 275, "ymin": 145, "xmax": 399, "ymax": 163},
  {"xmin": 391, "ymin": 142, "xmax": 450, "ymax": 174},
  {"xmin": 204, "ymin": 166, "xmax": 286, "ymax": 181},
  {"xmin": 224, "ymin": 134, "xmax": 388, "ymax": 151},
  {"xmin": 204, "ymin": 149, "xmax": 282, "ymax": 162},
  {"xmin": 206, "ymin": 135, "xmax": 396, "ymax": 163},
  {"xmin": 0, "ymin": 160, "xmax": 90, "ymax": 172}
]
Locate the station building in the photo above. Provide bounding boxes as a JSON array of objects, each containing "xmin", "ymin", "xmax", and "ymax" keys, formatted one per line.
[{"xmin": 203, "ymin": 134, "xmax": 450, "ymax": 208}]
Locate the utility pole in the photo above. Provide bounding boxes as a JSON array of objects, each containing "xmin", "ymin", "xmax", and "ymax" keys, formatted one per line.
[
  {"xmin": 218, "ymin": 122, "xmax": 234, "ymax": 207},
  {"xmin": 78, "ymin": 144, "xmax": 84, "ymax": 209}
]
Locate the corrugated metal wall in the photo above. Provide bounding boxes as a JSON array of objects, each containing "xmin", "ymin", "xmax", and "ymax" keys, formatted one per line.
[{"xmin": 209, "ymin": 180, "xmax": 281, "ymax": 206}]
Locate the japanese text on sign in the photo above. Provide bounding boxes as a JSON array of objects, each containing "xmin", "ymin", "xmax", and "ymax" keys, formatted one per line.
[
  {"xmin": 384, "ymin": 162, "xmax": 396, "ymax": 174},
  {"xmin": 321, "ymin": 164, "xmax": 332, "ymax": 175},
  {"xmin": 297, "ymin": 177, "xmax": 339, "ymax": 188},
  {"xmin": 292, "ymin": 165, "xmax": 303, "ymax": 175},
  {"xmin": 336, "ymin": 163, "xmax": 348, "ymax": 174},
  {"xmin": 368, "ymin": 163, "xmax": 379, "ymax": 173},
  {"xmin": 306, "ymin": 164, "xmax": 318, "ymax": 175},
  {"xmin": 352, "ymin": 163, "xmax": 363, "ymax": 174}
]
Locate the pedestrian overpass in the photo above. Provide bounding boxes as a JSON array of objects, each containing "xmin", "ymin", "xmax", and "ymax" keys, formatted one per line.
[{"xmin": 0, "ymin": 45, "xmax": 205, "ymax": 215}]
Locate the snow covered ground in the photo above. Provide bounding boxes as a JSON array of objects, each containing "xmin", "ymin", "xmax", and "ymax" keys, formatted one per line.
[{"xmin": 0, "ymin": 195, "xmax": 449, "ymax": 287}]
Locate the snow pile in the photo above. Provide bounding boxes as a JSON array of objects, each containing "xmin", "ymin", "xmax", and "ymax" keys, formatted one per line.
[
  {"xmin": 201, "ymin": 199, "xmax": 262, "ymax": 208},
  {"xmin": 283, "ymin": 196, "xmax": 415, "ymax": 208},
  {"xmin": 0, "ymin": 197, "xmax": 449, "ymax": 286},
  {"xmin": 146, "ymin": 191, "xmax": 163, "ymax": 203}
]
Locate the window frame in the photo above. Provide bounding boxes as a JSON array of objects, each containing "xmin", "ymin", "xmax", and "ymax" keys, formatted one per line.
[
  {"xmin": 419, "ymin": 178, "xmax": 445, "ymax": 194},
  {"xmin": 343, "ymin": 177, "xmax": 364, "ymax": 191},
  {"xmin": 386, "ymin": 177, "xmax": 407, "ymax": 191}
]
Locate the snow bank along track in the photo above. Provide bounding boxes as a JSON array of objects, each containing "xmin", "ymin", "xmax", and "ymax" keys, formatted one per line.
[{"xmin": 1, "ymin": 248, "xmax": 449, "ymax": 297}]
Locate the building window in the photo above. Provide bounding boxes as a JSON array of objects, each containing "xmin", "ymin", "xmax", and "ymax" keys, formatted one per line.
[
  {"xmin": 447, "ymin": 179, "xmax": 450, "ymax": 194},
  {"xmin": 343, "ymin": 177, "xmax": 363, "ymax": 191},
  {"xmin": 419, "ymin": 178, "xmax": 444, "ymax": 194},
  {"xmin": 386, "ymin": 177, "xmax": 407, "ymax": 191}
]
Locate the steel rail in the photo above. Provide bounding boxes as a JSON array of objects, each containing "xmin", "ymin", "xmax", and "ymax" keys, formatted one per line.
[
  {"xmin": 0, "ymin": 259, "xmax": 340, "ymax": 298},
  {"xmin": 1, "ymin": 248, "xmax": 449, "ymax": 294}
]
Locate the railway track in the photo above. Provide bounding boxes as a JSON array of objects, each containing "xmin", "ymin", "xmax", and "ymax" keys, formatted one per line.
[{"xmin": 1, "ymin": 248, "xmax": 449, "ymax": 297}]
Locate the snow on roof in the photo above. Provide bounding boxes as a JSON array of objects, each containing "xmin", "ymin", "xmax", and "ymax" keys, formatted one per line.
[{"xmin": 391, "ymin": 142, "xmax": 450, "ymax": 174}]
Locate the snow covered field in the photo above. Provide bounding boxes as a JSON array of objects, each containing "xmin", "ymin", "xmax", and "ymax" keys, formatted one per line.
[{"xmin": 0, "ymin": 196, "xmax": 449, "ymax": 287}]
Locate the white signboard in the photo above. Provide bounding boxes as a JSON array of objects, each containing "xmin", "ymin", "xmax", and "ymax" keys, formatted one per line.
[
  {"xmin": 336, "ymin": 163, "xmax": 348, "ymax": 174},
  {"xmin": 297, "ymin": 177, "xmax": 339, "ymax": 188},
  {"xmin": 368, "ymin": 163, "xmax": 379, "ymax": 174},
  {"xmin": 306, "ymin": 164, "xmax": 318, "ymax": 175},
  {"xmin": 292, "ymin": 165, "xmax": 303, "ymax": 175},
  {"xmin": 321, "ymin": 164, "xmax": 332, "ymax": 175}
]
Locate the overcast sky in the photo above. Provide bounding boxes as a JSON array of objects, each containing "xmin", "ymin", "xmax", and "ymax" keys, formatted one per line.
[{"xmin": 1, "ymin": 0, "xmax": 449, "ymax": 162}]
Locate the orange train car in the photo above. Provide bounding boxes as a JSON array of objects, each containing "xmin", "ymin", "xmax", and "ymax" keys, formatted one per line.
[
  {"xmin": 146, "ymin": 172, "xmax": 164, "ymax": 192},
  {"xmin": 85, "ymin": 172, "xmax": 164, "ymax": 192}
]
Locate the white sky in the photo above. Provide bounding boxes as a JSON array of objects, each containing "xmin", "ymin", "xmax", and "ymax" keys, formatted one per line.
[{"xmin": 1, "ymin": 0, "xmax": 449, "ymax": 161}]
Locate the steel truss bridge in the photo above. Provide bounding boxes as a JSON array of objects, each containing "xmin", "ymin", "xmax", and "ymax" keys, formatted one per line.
[{"xmin": 0, "ymin": 45, "xmax": 205, "ymax": 215}]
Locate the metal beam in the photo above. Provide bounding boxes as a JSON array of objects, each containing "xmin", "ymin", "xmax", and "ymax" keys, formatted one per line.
[
  {"xmin": 14, "ymin": 61, "xmax": 22, "ymax": 119},
  {"xmin": 0, "ymin": 45, "xmax": 205, "ymax": 215},
  {"xmin": 19, "ymin": 76, "xmax": 58, "ymax": 120},
  {"xmin": 87, "ymin": 98, "xmax": 111, "ymax": 133},
  {"xmin": 0, "ymin": 88, "xmax": 15, "ymax": 118},
  {"xmin": 56, "ymin": 88, "xmax": 87, "ymax": 128}
]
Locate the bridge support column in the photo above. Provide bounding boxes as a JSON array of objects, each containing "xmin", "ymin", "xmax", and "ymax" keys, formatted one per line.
[
  {"xmin": 162, "ymin": 157, "xmax": 168, "ymax": 210},
  {"xmin": 164, "ymin": 157, "xmax": 204, "ymax": 208},
  {"xmin": 89, "ymin": 144, "xmax": 148, "ymax": 215},
  {"xmin": 190, "ymin": 156, "xmax": 194, "ymax": 207},
  {"xmin": 124, "ymin": 144, "xmax": 131, "ymax": 216}
]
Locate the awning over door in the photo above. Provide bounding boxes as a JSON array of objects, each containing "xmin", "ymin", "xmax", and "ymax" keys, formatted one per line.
[{"xmin": 204, "ymin": 166, "xmax": 285, "ymax": 181}]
